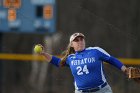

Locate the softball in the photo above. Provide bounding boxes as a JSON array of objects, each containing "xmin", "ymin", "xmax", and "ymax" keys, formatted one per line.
[{"xmin": 34, "ymin": 44, "xmax": 43, "ymax": 53}]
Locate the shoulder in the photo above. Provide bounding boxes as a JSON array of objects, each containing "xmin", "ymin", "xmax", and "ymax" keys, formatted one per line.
[
  {"xmin": 86, "ymin": 47, "xmax": 110, "ymax": 56},
  {"xmin": 66, "ymin": 54, "xmax": 76, "ymax": 64},
  {"xmin": 67, "ymin": 53, "xmax": 75, "ymax": 58},
  {"xmin": 85, "ymin": 46, "xmax": 103, "ymax": 51}
]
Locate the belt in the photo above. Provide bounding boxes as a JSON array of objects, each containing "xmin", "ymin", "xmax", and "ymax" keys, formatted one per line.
[{"xmin": 79, "ymin": 82, "xmax": 107, "ymax": 92}]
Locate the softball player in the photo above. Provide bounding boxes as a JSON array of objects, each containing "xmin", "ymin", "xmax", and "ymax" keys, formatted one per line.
[{"xmin": 37, "ymin": 32, "xmax": 127, "ymax": 93}]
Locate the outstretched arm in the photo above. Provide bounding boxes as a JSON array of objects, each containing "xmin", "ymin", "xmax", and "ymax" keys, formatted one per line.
[
  {"xmin": 94, "ymin": 47, "xmax": 127, "ymax": 72},
  {"xmin": 94, "ymin": 47, "xmax": 140, "ymax": 82},
  {"xmin": 103, "ymin": 56, "xmax": 127, "ymax": 72}
]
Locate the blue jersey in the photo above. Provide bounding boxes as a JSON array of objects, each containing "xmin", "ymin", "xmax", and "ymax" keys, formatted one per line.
[{"xmin": 50, "ymin": 47, "xmax": 124, "ymax": 90}]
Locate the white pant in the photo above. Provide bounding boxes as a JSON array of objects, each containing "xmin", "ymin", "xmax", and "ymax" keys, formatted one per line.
[{"xmin": 75, "ymin": 85, "xmax": 113, "ymax": 93}]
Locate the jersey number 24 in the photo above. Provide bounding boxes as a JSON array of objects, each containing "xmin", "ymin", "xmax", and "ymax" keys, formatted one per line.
[{"xmin": 76, "ymin": 65, "xmax": 89, "ymax": 75}]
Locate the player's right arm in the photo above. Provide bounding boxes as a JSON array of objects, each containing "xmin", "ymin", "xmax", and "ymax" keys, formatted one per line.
[
  {"xmin": 41, "ymin": 52, "xmax": 52, "ymax": 62},
  {"xmin": 34, "ymin": 44, "xmax": 62, "ymax": 67},
  {"xmin": 41, "ymin": 52, "xmax": 61, "ymax": 67}
]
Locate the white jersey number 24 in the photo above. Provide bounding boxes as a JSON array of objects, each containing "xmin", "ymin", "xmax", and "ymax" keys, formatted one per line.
[{"xmin": 76, "ymin": 65, "xmax": 89, "ymax": 75}]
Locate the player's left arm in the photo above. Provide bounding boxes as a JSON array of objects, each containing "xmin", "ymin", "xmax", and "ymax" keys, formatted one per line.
[
  {"xmin": 96, "ymin": 47, "xmax": 140, "ymax": 82},
  {"xmin": 96, "ymin": 47, "xmax": 127, "ymax": 72},
  {"xmin": 103, "ymin": 56, "xmax": 127, "ymax": 72}
]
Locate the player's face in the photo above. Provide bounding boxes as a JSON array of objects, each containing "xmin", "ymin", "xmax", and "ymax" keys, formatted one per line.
[{"xmin": 71, "ymin": 36, "xmax": 85, "ymax": 51}]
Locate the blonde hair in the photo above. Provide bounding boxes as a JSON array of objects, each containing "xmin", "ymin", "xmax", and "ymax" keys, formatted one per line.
[
  {"xmin": 60, "ymin": 32, "xmax": 85, "ymax": 67},
  {"xmin": 60, "ymin": 44, "xmax": 75, "ymax": 66}
]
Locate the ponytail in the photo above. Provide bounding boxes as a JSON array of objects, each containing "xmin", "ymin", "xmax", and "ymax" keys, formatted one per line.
[{"xmin": 60, "ymin": 44, "xmax": 75, "ymax": 66}]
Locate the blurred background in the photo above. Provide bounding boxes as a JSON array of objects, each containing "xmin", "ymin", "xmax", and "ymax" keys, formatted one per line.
[{"xmin": 0, "ymin": 0, "xmax": 140, "ymax": 93}]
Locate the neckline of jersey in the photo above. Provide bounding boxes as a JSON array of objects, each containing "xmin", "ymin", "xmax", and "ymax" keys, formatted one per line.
[{"xmin": 75, "ymin": 48, "xmax": 86, "ymax": 54}]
